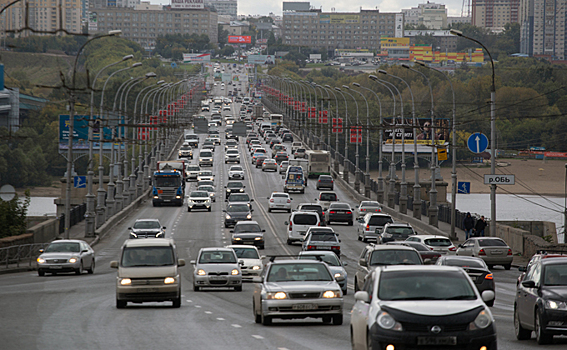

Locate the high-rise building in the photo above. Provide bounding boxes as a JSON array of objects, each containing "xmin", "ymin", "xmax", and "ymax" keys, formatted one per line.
[
  {"xmin": 402, "ymin": 2, "xmax": 448, "ymax": 29},
  {"xmin": 520, "ymin": 0, "xmax": 566, "ymax": 60},
  {"xmin": 204, "ymin": 0, "xmax": 236, "ymax": 20},
  {"xmin": 471, "ymin": 0, "xmax": 519, "ymax": 30},
  {"xmin": 281, "ymin": 2, "xmax": 403, "ymax": 52},
  {"xmin": 1, "ymin": 0, "xmax": 83, "ymax": 37}
]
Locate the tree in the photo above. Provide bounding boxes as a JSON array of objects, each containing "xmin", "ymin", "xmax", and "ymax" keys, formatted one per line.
[{"xmin": 0, "ymin": 190, "xmax": 30, "ymax": 238}]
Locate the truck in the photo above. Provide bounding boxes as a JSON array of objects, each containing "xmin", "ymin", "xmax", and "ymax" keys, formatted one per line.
[
  {"xmin": 252, "ymin": 104, "xmax": 263, "ymax": 120},
  {"xmin": 283, "ymin": 165, "xmax": 306, "ymax": 194},
  {"xmin": 157, "ymin": 160, "xmax": 187, "ymax": 182},
  {"xmin": 288, "ymin": 158, "xmax": 309, "ymax": 185},
  {"xmin": 152, "ymin": 169, "xmax": 184, "ymax": 207}
]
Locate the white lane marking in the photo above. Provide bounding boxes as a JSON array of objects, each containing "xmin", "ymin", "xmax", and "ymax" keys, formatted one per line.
[
  {"xmin": 251, "ymin": 335, "xmax": 264, "ymax": 340},
  {"xmin": 231, "ymin": 324, "xmax": 242, "ymax": 328},
  {"xmin": 186, "ymin": 300, "xmax": 193, "ymax": 302},
  {"xmin": 278, "ymin": 348, "xmax": 290, "ymax": 350},
  {"xmin": 216, "ymin": 317, "xmax": 225, "ymax": 321},
  {"xmin": 195, "ymin": 305, "xmax": 202, "ymax": 308},
  {"xmin": 205, "ymin": 311, "xmax": 212, "ymax": 314}
]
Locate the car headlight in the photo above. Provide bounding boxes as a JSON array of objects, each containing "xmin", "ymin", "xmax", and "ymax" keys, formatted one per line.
[
  {"xmin": 322, "ymin": 290, "xmax": 341, "ymax": 298},
  {"xmin": 234, "ymin": 237, "xmax": 242, "ymax": 241},
  {"xmin": 226, "ymin": 214, "xmax": 231, "ymax": 219},
  {"xmin": 231, "ymin": 269, "xmax": 240, "ymax": 275},
  {"xmin": 334, "ymin": 273, "xmax": 344, "ymax": 279},
  {"xmin": 205, "ymin": 198, "xmax": 211, "ymax": 203},
  {"xmin": 239, "ymin": 189, "xmax": 244, "ymax": 192},
  {"xmin": 130, "ymin": 232, "xmax": 138, "ymax": 238},
  {"xmin": 246, "ymin": 214, "xmax": 252, "ymax": 219},
  {"xmin": 252, "ymin": 265, "xmax": 261, "ymax": 270},
  {"xmin": 199, "ymin": 158, "xmax": 203, "ymax": 161},
  {"xmin": 176, "ymin": 195, "xmax": 181, "ymax": 199},
  {"xmin": 377, "ymin": 311, "xmax": 403, "ymax": 331},
  {"xmin": 545, "ymin": 300, "xmax": 567, "ymax": 310},
  {"xmin": 164, "ymin": 277, "xmax": 176, "ymax": 284},
  {"xmin": 267, "ymin": 292, "xmax": 288, "ymax": 300},
  {"xmin": 37, "ymin": 257, "xmax": 45, "ymax": 264},
  {"xmin": 227, "ymin": 189, "xmax": 232, "ymax": 192},
  {"xmin": 209, "ymin": 193, "xmax": 214, "ymax": 197},
  {"xmin": 469, "ymin": 309, "xmax": 492, "ymax": 330},
  {"xmin": 120, "ymin": 278, "xmax": 132, "ymax": 286},
  {"xmin": 69, "ymin": 257, "xmax": 78, "ymax": 263},
  {"xmin": 153, "ymin": 196, "xmax": 159, "ymax": 199},
  {"xmin": 254, "ymin": 237, "xmax": 262, "ymax": 240},
  {"xmin": 197, "ymin": 269, "xmax": 206, "ymax": 276}
]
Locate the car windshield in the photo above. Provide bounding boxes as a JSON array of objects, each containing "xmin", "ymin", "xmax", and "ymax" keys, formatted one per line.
[
  {"xmin": 320, "ymin": 193, "xmax": 337, "ymax": 201},
  {"xmin": 369, "ymin": 250, "xmax": 422, "ymax": 266},
  {"xmin": 403, "ymin": 242, "xmax": 430, "ymax": 252},
  {"xmin": 368, "ymin": 216, "xmax": 393, "ymax": 226},
  {"xmin": 385, "ymin": 227, "xmax": 414, "ymax": 235},
  {"xmin": 180, "ymin": 146, "xmax": 191, "ymax": 150},
  {"xmin": 227, "ymin": 182, "xmax": 243, "ymax": 188},
  {"xmin": 543, "ymin": 264, "xmax": 567, "ymax": 286},
  {"xmin": 199, "ymin": 171, "xmax": 213, "ymax": 176},
  {"xmin": 309, "ymin": 233, "xmax": 338, "ymax": 242},
  {"xmin": 232, "ymin": 247, "xmax": 260, "ymax": 259},
  {"xmin": 293, "ymin": 214, "xmax": 318, "ymax": 225},
  {"xmin": 198, "ymin": 186, "xmax": 214, "ymax": 192},
  {"xmin": 187, "ymin": 166, "xmax": 200, "ymax": 171},
  {"xmin": 190, "ymin": 191, "xmax": 209, "ymax": 198},
  {"xmin": 155, "ymin": 176, "xmax": 181, "ymax": 188},
  {"xmin": 121, "ymin": 246, "xmax": 175, "ymax": 267},
  {"xmin": 299, "ymin": 254, "xmax": 341, "ymax": 266},
  {"xmin": 45, "ymin": 242, "xmax": 81, "ymax": 253},
  {"xmin": 229, "ymin": 194, "xmax": 249, "ymax": 202},
  {"xmin": 227, "ymin": 204, "xmax": 250, "ymax": 212},
  {"xmin": 477, "ymin": 238, "xmax": 508, "ymax": 247},
  {"xmin": 330, "ymin": 203, "xmax": 350, "ymax": 210},
  {"xmin": 200, "ymin": 151, "xmax": 213, "ymax": 157},
  {"xmin": 424, "ymin": 238, "xmax": 452, "ymax": 247},
  {"xmin": 444, "ymin": 258, "xmax": 486, "ymax": 268},
  {"xmin": 301, "ymin": 205, "xmax": 322, "ymax": 212},
  {"xmin": 378, "ymin": 270, "xmax": 476, "ymax": 301},
  {"xmin": 133, "ymin": 221, "xmax": 161, "ymax": 229},
  {"xmin": 361, "ymin": 201, "xmax": 380, "ymax": 208},
  {"xmin": 233, "ymin": 223, "xmax": 262, "ymax": 233},
  {"xmin": 267, "ymin": 263, "xmax": 333, "ymax": 282},
  {"xmin": 272, "ymin": 194, "xmax": 288, "ymax": 198},
  {"xmin": 198, "ymin": 251, "xmax": 237, "ymax": 264}
]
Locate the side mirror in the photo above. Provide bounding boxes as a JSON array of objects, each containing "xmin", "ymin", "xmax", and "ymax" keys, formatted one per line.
[
  {"xmin": 335, "ymin": 275, "xmax": 345, "ymax": 282},
  {"xmin": 354, "ymin": 291, "xmax": 370, "ymax": 303},
  {"xmin": 251, "ymin": 199, "xmax": 254, "ymax": 201},
  {"xmin": 39, "ymin": 249, "xmax": 44, "ymax": 253},
  {"xmin": 262, "ymin": 229, "xmax": 266, "ymax": 232},
  {"xmin": 518, "ymin": 266, "xmax": 526, "ymax": 272},
  {"xmin": 522, "ymin": 280, "xmax": 536, "ymax": 288},
  {"xmin": 458, "ymin": 244, "xmax": 463, "ymax": 248},
  {"xmin": 222, "ymin": 209, "xmax": 226, "ymax": 212},
  {"xmin": 110, "ymin": 261, "xmax": 119, "ymax": 269},
  {"xmin": 359, "ymin": 258, "xmax": 367, "ymax": 267},
  {"xmin": 284, "ymin": 221, "xmax": 289, "ymax": 225},
  {"xmin": 267, "ymin": 197, "xmax": 270, "ymax": 199},
  {"xmin": 481, "ymin": 290, "xmax": 495, "ymax": 303},
  {"xmin": 81, "ymin": 249, "xmax": 88, "ymax": 254},
  {"xmin": 343, "ymin": 262, "xmax": 348, "ymax": 266},
  {"xmin": 225, "ymin": 199, "xmax": 228, "ymax": 202},
  {"xmin": 238, "ymin": 260, "xmax": 245, "ymax": 266},
  {"xmin": 229, "ymin": 230, "xmax": 234, "ymax": 233},
  {"xmin": 178, "ymin": 259, "xmax": 186, "ymax": 267},
  {"xmin": 162, "ymin": 227, "xmax": 166, "ymax": 230}
]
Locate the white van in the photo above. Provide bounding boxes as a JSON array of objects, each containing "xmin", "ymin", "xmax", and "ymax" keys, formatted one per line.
[
  {"xmin": 284, "ymin": 211, "xmax": 320, "ymax": 245},
  {"xmin": 199, "ymin": 150, "xmax": 214, "ymax": 167}
]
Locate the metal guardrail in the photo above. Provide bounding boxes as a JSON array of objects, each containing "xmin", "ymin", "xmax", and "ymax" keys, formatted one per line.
[{"xmin": 0, "ymin": 243, "xmax": 50, "ymax": 269}]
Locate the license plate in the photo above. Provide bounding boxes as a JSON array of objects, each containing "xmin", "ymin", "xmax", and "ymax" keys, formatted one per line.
[
  {"xmin": 316, "ymin": 247, "xmax": 332, "ymax": 250},
  {"xmin": 164, "ymin": 199, "xmax": 170, "ymax": 202},
  {"xmin": 49, "ymin": 265, "xmax": 62, "ymax": 269},
  {"xmin": 292, "ymin": 304, "xmax": 318, "ymax": 310},
  {"xmin": 417, "ymin": 336, "xmax": 457, "ymax": 346},
  {"xmin": 491, "ymin": 250, "xmax": 502, "ymax": 255},
  {"xmin": 209, "ymin": 276, "xmax": 227, "ymax": 280},
  {"xmin": 276, "ymin": 205, "xmax": 284, "ymax": 207},
  {"xmin": 137, "ymin": 288, "xmax": 158, "ymax": 293}
]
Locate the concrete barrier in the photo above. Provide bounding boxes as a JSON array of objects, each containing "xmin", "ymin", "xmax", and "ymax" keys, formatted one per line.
[{"xmin": 28, "ymin": 218, "xmax": 60, "ymax": 243}]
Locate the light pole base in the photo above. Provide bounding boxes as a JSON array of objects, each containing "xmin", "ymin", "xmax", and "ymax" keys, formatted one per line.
[
  {"xmin": 413, "ymin": 201, "xmax": 422, "ymax": 218},
  {"xmin": 377, "ymin": 190, "xmax": 384, "ymax": 204},
  {"xmin": 399, "ymin": 197, "xmax": 407, "ymax": 214},
  {"xmin": 364, "ymin": 185, "xmax": 371, "ymax": 199},
  {"xmin": 388, "ymin": 193, "xmax": 395, "ymax": 209},
  {"xmin": 428, "ymin": 206, "xmax": 439, "ymax": 227},
  {"xmin": 84, "ymin": 214, "xmax": 95, "ymax": 237}
]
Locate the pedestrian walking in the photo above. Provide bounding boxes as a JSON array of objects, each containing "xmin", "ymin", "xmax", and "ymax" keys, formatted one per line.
[
  {"xmin": 475, "ymin": 216, "xmax": 487, "ymax": 237},
  {"xmin": 463, "ymin": 212, "xmax": 475, "ymax": 240}
]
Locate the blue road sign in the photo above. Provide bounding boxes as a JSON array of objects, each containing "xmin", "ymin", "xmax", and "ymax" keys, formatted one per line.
[
  {"xmin": 74, "ymin": 176, "xmax": 86, "ymax": 188},
  {"xmin": 467, "ymin": 132, "xmax": 488, "ymax": 154},
  {"xmin": 458, "ymin": 181, "xmax": 470, "ymax": 194}
]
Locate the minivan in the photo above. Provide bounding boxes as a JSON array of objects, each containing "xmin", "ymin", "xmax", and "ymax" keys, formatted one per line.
[
  {"xmin": 284, "ymin": 211, "xmax": 320, "ymax": 245},
  {"xmin": 199, "ymin": 150, "xmax": 214, "ymax": 167},
  {"xmin": 110, "ymin": 238, "xmax": 185, "ymax": 308}
]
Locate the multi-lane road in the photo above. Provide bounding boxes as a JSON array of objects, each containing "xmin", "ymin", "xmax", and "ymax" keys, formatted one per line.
[{"xmin": 1, "ymin": 70, "xmax": 565, "ymax": 349}]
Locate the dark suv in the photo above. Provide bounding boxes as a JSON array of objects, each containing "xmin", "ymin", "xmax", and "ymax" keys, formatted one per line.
[
  {"xmin": 514, "ymin": 257, "xmax": 567, "ymax": 344},
  {"xmin": 316, "ymin": 175, "xmax": 334, "ymax": 190}
]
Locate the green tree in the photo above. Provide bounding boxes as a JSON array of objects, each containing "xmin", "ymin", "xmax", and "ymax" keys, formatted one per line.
[{"xmin": 0, "ymin": 190, "xmax": 31, "ymax": 238}]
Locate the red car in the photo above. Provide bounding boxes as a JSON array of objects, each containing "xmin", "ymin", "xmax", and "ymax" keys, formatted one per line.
[
  {"xmin": 255, "ymin": 156, "xmax": 267, "ymax": 168},
  {"xmin": 386, "ymin": 241, "xmax": 442, "ymax": 263}
]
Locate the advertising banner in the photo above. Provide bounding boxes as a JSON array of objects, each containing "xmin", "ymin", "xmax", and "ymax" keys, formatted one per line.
[
  {"xmin": 247, "ymin": 55, "xmax": 275, "ymax": 64},
  {"xmin": 309, "ymin": 54, "xmax": 322, "ymax": 60},
  {"xmin": 183, "ymin": 53, "xmax": 211, "ymax": 62},
  {"xmin": 320, "ymin": 14, "xmax": 359, "ymax": 24},
  {"xmin": 228, "ymin": 35, "xmax": 252, "ymax": 44},
  {"xmin": 59, "ymin": 115, "xmax": 125, "ymax": 150},
  {"xmin": 383, "ymin": 118, "xmax": 450, "ymax": 143},
  {"xmin": 171, "ymin": 0, "xmax": 204, "ymax": 10},
  {"xmin": 350, "ymin": 126, "xmax": 362, "ymax": 144}
]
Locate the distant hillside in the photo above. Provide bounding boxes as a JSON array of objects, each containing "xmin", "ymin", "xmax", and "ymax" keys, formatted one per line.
[{"xmin": 0, "ymin": 51, "xmax": 74, "ymax": 98}]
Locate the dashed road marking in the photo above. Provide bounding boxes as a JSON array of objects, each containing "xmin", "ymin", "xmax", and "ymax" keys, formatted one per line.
[
  {"xmin": 205, "ymin": 311, "xmax": 212, "ymax": 314},
  {"xmin": 186, "ymin": 300, "xmax": 193, "ymax": 302},
  {"xmin": 251, "ymin": 335, "xmax": 264, "ymax": 340},
  {"xmin": 216, "ymin": 317, "xmax": 225, "ymax": 321},
  {"xmin": 231, "ymin": 324, "xmax": 241, "ymax": 328},
  {"xmin": 195, "ymin": 305, "xmax": 201, "ymax": 308}
]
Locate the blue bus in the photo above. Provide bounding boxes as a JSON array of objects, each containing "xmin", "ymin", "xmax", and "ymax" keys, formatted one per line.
[{"xmin": 283, "ymin": 166, "xmax": 306, "ymax": 194}]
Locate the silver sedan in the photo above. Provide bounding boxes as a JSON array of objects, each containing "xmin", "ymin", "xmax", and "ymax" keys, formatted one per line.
[
  {"xmin": 37, "ymin": 239, "xmax": 95, "ymax": 276},
  {"xmin": 456, "ymin": 237, "xmax": 513, "ymax": 269},
  {"xmin": 261, "ymin": 159, "xmax": 278, "ymax": 172}
]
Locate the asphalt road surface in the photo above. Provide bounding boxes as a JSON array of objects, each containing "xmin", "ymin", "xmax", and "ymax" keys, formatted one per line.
[{"xmin": 1, "ymin": 67, "xmax": 566, "ymax": 349}]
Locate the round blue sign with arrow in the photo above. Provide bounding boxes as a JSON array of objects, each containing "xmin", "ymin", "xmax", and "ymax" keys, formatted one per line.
[{"xmin": 467, "ymin": 132, "xmax": 488, "ymax": 154}]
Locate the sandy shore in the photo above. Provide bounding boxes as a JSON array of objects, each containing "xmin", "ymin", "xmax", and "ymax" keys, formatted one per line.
[{"xmin": 370, "ymin": 158, "xmax": 566, "ymax": 197}]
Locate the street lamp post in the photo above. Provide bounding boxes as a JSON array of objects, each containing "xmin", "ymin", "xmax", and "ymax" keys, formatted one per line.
[
  {"xmin": 85, "ymin": 53, "xmax": 132, "ymax": 237},
  {"xmin": 341, "ymin": 87, "xmax": 360, "ymax": 192},
  {"xmin": 345, "ymin": 85, "xmax": 368, "ymax": 196},
  {"xmin": 334, "ymin": 88, "xmax": 350, "ymax": 183},
  {"xmin": 324, "ymin": 85, "xmax": 341, "ymax": 173},
  {"xmin": 451, "ymin": 28, "xmax": 496, "ymax": 236}
]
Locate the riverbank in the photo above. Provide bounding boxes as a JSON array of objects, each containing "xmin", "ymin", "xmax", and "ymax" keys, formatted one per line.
[
  {"xmin": 371, "ymin": 158, "xmax": 566, "ymax": 196},
  {"xmin": 16, "ymin": 180, "xmax": 61, "ymax": 197}
]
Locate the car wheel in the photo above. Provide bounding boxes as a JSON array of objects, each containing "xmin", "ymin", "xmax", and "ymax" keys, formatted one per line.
[
  {"xmin": 487, "ymin": 264, "xmax": 493, "ymax": 269},
  {"xmin": 87, "ymin": 260, "xmax": 95, "ymax": 274},
  {"xmin": 75, "ymin": 262, "xmax": 82, "ymax": 275},
  {"xmin": 268, "ymin": 208, "xmax": 271, "ymax": 212},
  {"xmin": 38, "ymin": 270, "xmax": 45, "ymax": 276},
  {"xmin": 172, "ymin": 297, "xmax": 181, "ymax": 308},
  {"xmin": 259, "ymin": 245, "xmax": 265, "ymax": 250},
  {"xmin": 193, "ymin": 284, "xmax": 200, "ymax": 292},
  {"xmin": 366, "ymin": 331, "xmax": 374, "ymax": 350},
  {"xmin": 254, "ymin": 301, "xmax": 262, "ymax": 324},
  {"xmin": 235, "ymin": 286, "xmax": 242, "ymax": 292},
  {"xmin": 187, "ymin": 207, "xmax": 191, "ymax": 212},
  {"xmin": 322, "ymin": 316, "xmax": 332, "ymax": 324},
  {"xmin": 261, "ymin": 313, "xmax": 272, "ymax": 326},
  {"xmin": 354, "ymin": 277, "xmax": 359, "ymax": 292},
  {"xmin": 348, "ymin": 221, "xmax": 353, "ymax": 226},
  {"xmin": 536, "ymin": 310, "xmax": 553, "ymax": 344},
  {"xmin": 225, "ymin": 224, "xmax": 230, "ymax": 228},
  {"xmin": 358, "ymin": 235, "xmax": 362, "ymax": 241},
  {"xmin": 288, "ymin": 209, "xmax": 291, "ymax": 213},
  {"xmin": 332, "ymin": 314, "xmax": 343, "ymax": 325},
  {"xmin": 286, "ymin": 239, "xmax": 292, "ymax": 245},
  {"xmin": 504, "ymin": 264, "xmax": 512, "ymax": 270},
  {"xmin": 342, "ymin": 287, "xmax": 348, "ymax": 296},
  {"xmin": 208, "ymin": 207, "xmax": 211, "ymax": 212},
  {"xmin": 116, "ymin": 300, "xmax": 127, "ymax": 309},
  {"xmin": 514, "ymin": 306, "xmax": 531, "ymax": 340}
]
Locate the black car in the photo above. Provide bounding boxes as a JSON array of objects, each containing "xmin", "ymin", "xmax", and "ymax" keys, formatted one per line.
[
  {"xmin": 274, "ymin": 152, "xmax": 289, "ymax": 164},
  {"xmin": 269, "ymin": 139, "xmax": 281, "ymax": 148},
  {"xmin": 282, "ymin": 133, "xmax": 294, "ymax": 142},
  {"xmin": 436, "ymin": 255, "xmax": 496, "ymax": 306},
  {"xmin": 225, "ymin": 181, "xmax": 245, "ymax": 199},
  {"xmin": 386, "ymin": 241, "xmax": 442, "ymax": 263},
  {"xmin": 326, "ymin": 202, "xmax": 353, "ymax": 225},
  {"xmin": 226, "ymin": 192, "xmax": 254, "ymax": 209},
  {"xmin": 379, "ymin": 223, "xmax": 417, "ymax": 243},
  {"xmin": 223, "ymin": 203, "xmax": 253, "ymax": 228},
  {"xmin": 230, "ymin": 221, "xmax": 265, "ymax": 249},
  {"xmin": 515, "ymin": 257, "xmax": 567, "ymax": 344},
  {"xmin": 316, "ymin": 175, "xmax": 334, "ymax": 190}
]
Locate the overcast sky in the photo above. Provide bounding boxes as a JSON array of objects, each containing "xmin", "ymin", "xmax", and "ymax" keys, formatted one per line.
[{"xmin": 152, "ymin": 1, "xmax": 466, "ymax": 17}]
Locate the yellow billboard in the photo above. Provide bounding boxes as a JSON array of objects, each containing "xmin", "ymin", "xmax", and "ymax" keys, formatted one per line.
[
  {"xmin": 380, "ymin": 37, "xmax": 410, "ymax": 48},
  {"xmin": 320, "ymin": 14, "xmax": 360, "ymax": 24}
]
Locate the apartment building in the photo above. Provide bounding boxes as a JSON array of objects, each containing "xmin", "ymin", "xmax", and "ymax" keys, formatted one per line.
[
  {"xmin": 520, "ymin": 0, "xmax": 567, "ymax": 60},
  {"xmin": 471, "ymin": 0, "xmax": 519, "ymax": 30},
  {"xmin": 402, "ymin": 2, "xmax": 448, "ymax": 29},
  {"xmin": 0, "ymin": 0, "xmax": 83, "ymax": 37},
  {"xmin": 204, "ymin": 0, "xmax": 236, "ymax": 20},
  {"xmin": 281, "ymin": 4, "xmax": 403, "ymax": 52},
  {"xmin": 88, "ymin": 6, "xmax": 218, "ymax": 50}
]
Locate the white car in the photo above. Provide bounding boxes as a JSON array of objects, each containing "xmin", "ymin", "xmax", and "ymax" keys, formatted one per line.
[
  {"xmin": 405, "ymin": 235, "xmax": 457, "ymax": 255},
  {"xmin": 197, "ymin": 185, "xmax": 216, "ymax": 202},
  {"xmin": 197, "ymin": 170, "xmax": 214, "ymax": 182},
  {"xmin": 225, "ymin": 117, "xmax": 235, "ymax": 125},
  {"xmin": 209, "ymin": 135, "xmax": 221, "ymax": 145},
  {"xmin": 228, "ymin": 165, "xmax": 245, "ymax": 180},
  {"xmin": 225, "ymin": 245, "xmax": 264, "ymax": 280},
  {"xmin": 223, "ymin": 105, "xmax": 231, "ymax": 111},
  {"xmin": 267, "ymin": 192, "xmax": 292, "ymax": 213},
  {"xmin": 187, "ymin": 190, "xmax": 212, "ymax": 212},
  {"xmin": 279, "ymin": 160, "xmax": 289, "ymax": 174},
  {"xmin": 225, "ymin": 149, "xmax": 241, "ymax": 164}
]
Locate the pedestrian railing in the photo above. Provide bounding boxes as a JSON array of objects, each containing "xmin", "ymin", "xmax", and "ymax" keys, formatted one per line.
[{"xmin": 0, "ymin": 243, "xmax": 50, "ymax": 269}]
